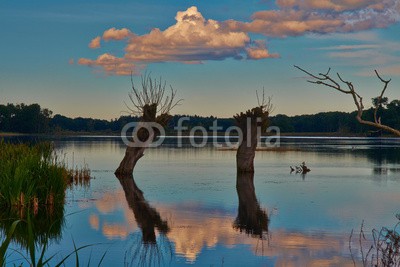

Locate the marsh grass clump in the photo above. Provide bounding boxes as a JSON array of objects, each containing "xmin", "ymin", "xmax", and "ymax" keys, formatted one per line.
[
  {"xmin": 0, "ymin": 215, "xmax": 107, "ymax": 267},
  {"xmin": 0, "ymin": 141, "xmax": 99, "ymax": 266},
  {"xmin": 0, "ymin": 140, "xmax": 92, "ymax": 212},
  {"xmin": 66, "ymin": 163, "xmax": 91, "ymax": 188},
  {"xmin": 0, "ymin": 141, "xmax": 67, "ymax": 211},
  {"xmin": 0, "ymin": 207, "xmax": 65, "ymax": 249},
  {"xmin": 350, "ymin": 215, "xmax": 400, "ymax": 267}
]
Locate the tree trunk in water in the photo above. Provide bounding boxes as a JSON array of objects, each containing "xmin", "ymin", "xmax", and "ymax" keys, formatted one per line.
[
  {"xmin": 236, "ymin": 118, "xmax": 258, "ymax": 172},
  {"xmin": 115, "ymin": 146, "xmax": 146, "ymax": 176},
  {"xmin": 234, "ymin": 171, "xmax": 269, "ymax": 238},
  {"xmin": 235, "ymin": 106, "xmax": 269, "ymax": 173},
  {"xmin": 115, "ymin": 104, "xmax": 171, "ymax": 175}
]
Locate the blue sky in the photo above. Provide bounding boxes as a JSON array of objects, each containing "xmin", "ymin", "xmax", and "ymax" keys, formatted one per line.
[{"xmin": 1, "ymin": 0, "xmax": 399, "ymax": 119}]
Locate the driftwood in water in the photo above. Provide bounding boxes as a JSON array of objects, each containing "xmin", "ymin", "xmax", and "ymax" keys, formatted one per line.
[
  {"xmin": 234, "ymin": 171, "xmax": 269, "ymax": 238},
  {"xmin": 290, "ymin": 162, "xmax": 311, "ymax": 174}
]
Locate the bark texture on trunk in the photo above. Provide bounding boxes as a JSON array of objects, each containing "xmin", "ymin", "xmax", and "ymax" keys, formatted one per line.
[
  {"xmin": 115, "ymin": 147, "xmax": 146, "ymax": 176},
  {"xmin": 235, "ymin": 106, "xmax": 269, "ymax": 173},
  {"xmin": 116, "ymin": 174, "xmax": 169, "ymax": 243},
  {"xmin": 115, "ymin": 104, "xmax": 171, "ymax": 175},
  {"xmin": 234, "ymin": 171, "xmax": 269, "ymax": 238}
]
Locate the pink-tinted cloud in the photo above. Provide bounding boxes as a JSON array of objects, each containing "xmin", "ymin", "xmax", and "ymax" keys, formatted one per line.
[
  {"xmin": 79, "ymin": 2, "xmax": 400, "ymax": 75},
  {"xmin": 78, "ymin": 53, "xmax": 142, "ymax": 76},
  {"xmin": 276, "ymin": 0, "xmax": 383, "ymax": 12},
  {"xmin": 122, "ymin": 6, "xmax": 270, "ymax": 63},
  {"xmin": 79, "ymin": 6, "xmax": 277, "ymax": 75},
  {"xmin": 226, "ymin": 0, "xmax": 399, "ymax": 37},
  {"xmin": 226, "ymin": 10, "xmax": 344, "ymax": 37},
  {"xmin": 358, "ymin": 64, "xmax": 400, "ymax": 77},
  {"xmin": 317, "ymin": 44, "xmax": 380, "ymax": 50},
  {"xmin": 102, "ymin": 27, "xmax": 132, "ymax": 41},
  {"xmin": 246, "ymin": 40, "xmax": 279, "ymax": 59},
  {"xmin": 88, "ymin": 36, "xmax": 101, "ymax": 49},
  {"xmin": 378, "ymin": 65, "xmax": 400, "ymax": 76}
]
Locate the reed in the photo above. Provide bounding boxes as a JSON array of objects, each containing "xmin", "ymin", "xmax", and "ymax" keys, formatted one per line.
[
  {"xmin": 350, "ymin": 215, "xmax": 400, "ymax": 266},
  {"xmin": 0, "ymin": 216, "xmax": 107, "ymax": 267},
  {"xmin": 0, "ymin": 140, "xmax": 91, "ymax": 212},
  {"xmin": 66, "ymin": 163, "xmax": 91, "ymax": 189},
  {"xmin": 0, "ymin": 141, "xmax": 100, "ymax": 266}
]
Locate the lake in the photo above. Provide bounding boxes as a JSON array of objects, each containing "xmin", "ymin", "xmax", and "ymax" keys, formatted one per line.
[{"xmin": 3, "ymin": 136, "xmax": 400, "ymax": 266}]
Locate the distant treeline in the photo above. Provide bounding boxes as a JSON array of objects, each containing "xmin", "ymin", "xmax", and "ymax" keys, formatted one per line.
[{"xmin": 1, "ymin": 101, "xmax": 400, "ymax": 135}]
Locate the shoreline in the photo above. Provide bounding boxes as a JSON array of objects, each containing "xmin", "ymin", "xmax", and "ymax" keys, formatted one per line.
[{"xmin": 1, "ymin": 131, "xmax": 398, "ymax": 138}]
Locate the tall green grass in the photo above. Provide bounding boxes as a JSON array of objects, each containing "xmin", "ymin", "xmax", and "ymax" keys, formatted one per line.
[
  {"xmin": 0, "ymin": 141, "xmax": 99, "ymax": 266},
  {"xmin": 0, "ymin": 140, "xmax": 68, "ymax": 210},
  {"xmin": 0, "ymin": 205, "xmax": 65, "ymax": 248},
  {"xmin": 0, "ymin": 217, "xmax": 107, "ymax": 267}
]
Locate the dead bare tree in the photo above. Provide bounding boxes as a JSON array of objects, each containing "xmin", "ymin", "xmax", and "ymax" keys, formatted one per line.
[
  {"xmin": 115, "ymin": 73, "xmax": 182, "ymax": 175},
  {"xmin": 234, "ymin": 90, "xmax": 273, "ymax": 172},
  {"xmin": 294, "ymin": 65, "xmax": 400, "ymax": 136}
]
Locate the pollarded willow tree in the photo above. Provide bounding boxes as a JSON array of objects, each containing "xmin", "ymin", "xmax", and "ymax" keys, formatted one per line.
[
  {"xmin": 234, "ymin": 91, "xmax": 273, "ymax": 173},
  {"xmin": 294, "ymin": 65, "xmax": 400, "ymax": 136},
  {"xmin": 115, "ymin": 74, "xmax": 182, "ymax": 175}
]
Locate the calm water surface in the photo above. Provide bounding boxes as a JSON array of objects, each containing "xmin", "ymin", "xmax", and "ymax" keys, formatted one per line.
[{"xmin": 5, "ymin": 136, "xmax": 400, "ymax": 266}]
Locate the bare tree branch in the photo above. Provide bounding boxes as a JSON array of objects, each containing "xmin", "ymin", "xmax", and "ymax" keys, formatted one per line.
[
  {"xmin": 294, "ymin": 65, "xmax": 400, "ymax": 137},
  {"xmin": 116, "ymin": 73, "xmax": 183, "ymax": 175},
  {"xmin": 373, "ymin": 70, "xmax": 391, "ymax": 125},
  {"xmin": 126, "ymin": 72, "xmax": 183, "ymax": 117},
  {"xmin": 256, "ymin": 88, "xmax": 274, "ymax": 114}
]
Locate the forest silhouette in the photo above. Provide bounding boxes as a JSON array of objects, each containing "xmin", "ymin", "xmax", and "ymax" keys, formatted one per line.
[{"xmin": 2, "ymin": 100, "xmax": 400, "ymax": 135}]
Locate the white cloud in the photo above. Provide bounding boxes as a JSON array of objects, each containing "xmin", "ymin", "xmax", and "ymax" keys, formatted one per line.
[
  {"xmin": 79, "ymin": 6, "xmax": 277, "ymax": 75},
  {"xmin": 79, "ymin": 3, "xmax": 400, "ymax": 76}
]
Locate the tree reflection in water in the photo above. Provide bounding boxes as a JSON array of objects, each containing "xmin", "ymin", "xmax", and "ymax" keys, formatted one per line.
[
  {"xmin": 116, "ymin": 174, "xmax": 173, "ymax": 267},
  {"xmin": 234, "ymin": 172, "xmax": 269, "ymax": 241}
]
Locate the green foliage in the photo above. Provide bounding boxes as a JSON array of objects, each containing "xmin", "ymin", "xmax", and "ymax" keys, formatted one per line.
[
  {"xmin": 270, "ymin": 107, "xmax": 398, "ymax": 135},
  {"xmin": 0, "ymin": 141, "xmax": 68, "ymax": 209},
  {"xmin": 4, "ymin": 99, "xmax": 400, "ymax": 135},
  {"xmin": 0, "ymin": 141, "xmax": 97, "ymax": 266},
  {"xmin": 0, "ymin": 103, "xmax": 52, "ymax": 133},
  {"xmin": 372, "ymin": 97, "xmax": 389, "ymax": 108},
  {"xmin": 0, "ymin": 217, "xmax": 106, "ymax": 267},
  {"xmin": 0, "ymin": 206, "xmax": 65, "ymax": 249},
  {"xmin": 0, "ymin": 220, "xmax": 20, "ymax": 266}
]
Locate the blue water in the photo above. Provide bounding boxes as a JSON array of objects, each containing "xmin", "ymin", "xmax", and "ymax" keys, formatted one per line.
[{"xmin": 4, "ymin": 136, "xmax": 400, "ymax": 266}]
